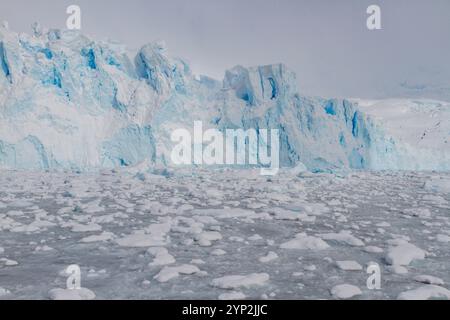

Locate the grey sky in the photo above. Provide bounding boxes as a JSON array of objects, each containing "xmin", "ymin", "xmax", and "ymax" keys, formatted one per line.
[{"xmin": 1, "ymin": 0, "xmax": 450, "ymax": 100}]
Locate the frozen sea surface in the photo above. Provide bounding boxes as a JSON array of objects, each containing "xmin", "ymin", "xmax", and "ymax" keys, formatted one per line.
[{"xmin": 0, "ymin": 169, "xmax": 449, "ymax": 300}]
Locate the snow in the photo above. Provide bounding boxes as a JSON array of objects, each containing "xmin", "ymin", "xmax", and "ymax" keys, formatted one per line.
[
  {"xmin": 355, "ymin": 99, "xmax": 450, "ymax": 171},
  {"xmin": 330, "ymin": 284, "xmax": 362, "ymax": 299},
  {"xmin": 211, "ymin": 273, "xmax": 270, "ymax": 290}
]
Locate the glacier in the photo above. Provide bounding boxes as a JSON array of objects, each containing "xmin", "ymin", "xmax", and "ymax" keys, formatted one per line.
[{"xmin": 0, "ymin": 23, "xmax": 449, "ymax": 172}]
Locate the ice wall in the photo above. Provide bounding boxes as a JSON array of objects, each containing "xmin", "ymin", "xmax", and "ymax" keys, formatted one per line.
[{"xmin": 0, "ymin": 24, "xmax": 448, "ymax": 172}]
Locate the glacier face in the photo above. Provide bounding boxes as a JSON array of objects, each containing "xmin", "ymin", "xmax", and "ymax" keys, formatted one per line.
[{"xmin": 0, "ymin": 24, "xmax": 448, "ymax": 172}]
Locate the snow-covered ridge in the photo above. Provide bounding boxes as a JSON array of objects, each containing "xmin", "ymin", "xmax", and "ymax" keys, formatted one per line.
[
  {"xmin": 0, "ymin": 24, "xmax": 448, "ymax": 172},
  {"xmin": 354, "ymin": 99, "xmax": 450, "ymax": 171}
]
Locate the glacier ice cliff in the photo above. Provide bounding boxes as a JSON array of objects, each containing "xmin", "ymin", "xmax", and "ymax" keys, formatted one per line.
[{"xmin": 0, "ymin": 24, "xmax": 449, "ymax": 172}]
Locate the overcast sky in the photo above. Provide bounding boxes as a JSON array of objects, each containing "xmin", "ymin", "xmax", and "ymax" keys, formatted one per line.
[{"xmin": 1, "ymin": 0, "xmax": 449, "ymax": 100}]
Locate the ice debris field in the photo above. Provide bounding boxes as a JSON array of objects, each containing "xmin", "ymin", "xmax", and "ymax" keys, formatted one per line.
[{"xmin": 0, "ymin": 169, "xmax": 449, "ymax": 300}]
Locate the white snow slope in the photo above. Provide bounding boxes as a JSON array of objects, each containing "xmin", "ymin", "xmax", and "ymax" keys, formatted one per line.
[{"xmin": 0, "ymin": 24, "xmax": 449, "ymax": 172}]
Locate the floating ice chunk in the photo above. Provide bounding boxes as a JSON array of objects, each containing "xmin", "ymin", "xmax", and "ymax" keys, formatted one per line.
[
  {"xmin": 211, "ymin": 273, "xmax": 269, "ymax": 289},
  {"xmin": 376, "ymin": 222, "xmax": 390, "ymax": 227},
  {"xmin": 193, "ymin": 208, "xmax": 256, "ymax": 219},
  {"xmin": 0, "ymin": 287, "xmax": 11, "ymax": 297},
  {"xmin": 8, "ymin": 200, "xmax": 34, "ymax": 208},
  {"xmin": 246, "ymin": 203, "xmax": 266, "ymax": 209},
  {"xmin": 328, "ymin": 199, "xmax": 342, "ymax": 206},
  {"xmin": 320, "ymin": 231, "xmax": 364, "ymax": 247},
  {"xmin": 424, "ymin": 177, "xmax": 450, "ymax": 194},
  {"xmin": 402, "ymin": 208, "xmax": 431, "ymax": 218},
  {"xmin": 304, "ymin": 265, "xmax": 317, "ymax": 271},
  {"xmin": 34, "ymin": 245, "xmax": 54, "ymax": 252},
  {"xmin": 0, "ymin": 247, "xmax": 4, "ymax": 254},
  {"xmin": 80, "ymin": 232, "xmax": 115, "ymax": 243},
  {"xmin": 397, "ymin": 285, "xmax": 450, "ymax": 300},
  {"xmin": 193, "ymin": 215, "xmax": 219, "ymax": 225},
  {"xmin": 194, "ymin": 231, "xmax": 222, "ymax": 247},
  {"xmin": 145, "ymin": 222, "xmax": 172, "ymax": 237},
  {"xmin": 211, "ymin": 249, "xmax": 227, "ymax": 256},
  {"xmin": 6, "ymin": 210, "xmax": 23, "ymax": 217},
  {"xmin": 436, "ymin": 234, "xmax": 450, "ymax": 243},
  {"xmin": 248, "ymin": 234, "xmax": 263, "ymax": 241},
  {"xmin": 270, "ymin": 208, "xmax": 315, "ymax": 222},
  {"xmin": 385, "ymin": 242, "xmax": 426, "ymax": 266},
  {"xmin": 0, "ymin": 258, "xmax": 18, "ymax": 266},
  {"xmin": 387, "ymin": 264, "xmax": 409, "ymax": 274},
  {"xmin": 92, "ymin": 214, "xmax": 116, "ymax": 224},
  {"xmin": 177, "ymin": 204, "xmax": 195, "ymax": 213},
  {"xmin": 70, "ymin": 223, "xmax": 102, "ymax": 233},
  {"xmin": 330, "ymin": 284, "xmax": 362, "ymax": 299},
  {"xmin": 414, "ymin": 275, "xmax": 444, "ymax": 286},
  {"xmin": 259, "ymin": 252, "xmax": 278, "ymax": 263},
  {"xmin": 154, "ymin": 264, "xmax": 201, "ymax": 283},
  {"xmin": 280, "ymin": 233, "xmax": 330, "ymax": 250},
  {"xmin": 48, "ymin": 288, "xmax": 96, "ymax": 300},
  {"xmin": 190, "ymin": 259, "xmax": 205, "ymax": 265},
  {"xmin": 11, "ymin": 219, "xmax": 56, "ymax": 233},
  {"xmin": 116, "ymin": 233, "xmax": 168, "ymax": 247},
  {"xmin": 422, "ymin": 195, "xmax": 447, "ymax": 206},
  {"xmin": 218, "ymin": 291, "xmax": 247, "ymax": 300},
  {"xmin": 147, "ymin": 247, "xmax": 176, "ymax": 266},
  {"xmin": 82, "ymin": 200, "xmax": 105, "ymax": 214},
  {"xmin": 335, "ymin": 261, "xmax": 363, "ymax": 271},
  {"xmin": 363, "ymin": 246, "xmax": 383, "ymax": 253}
]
